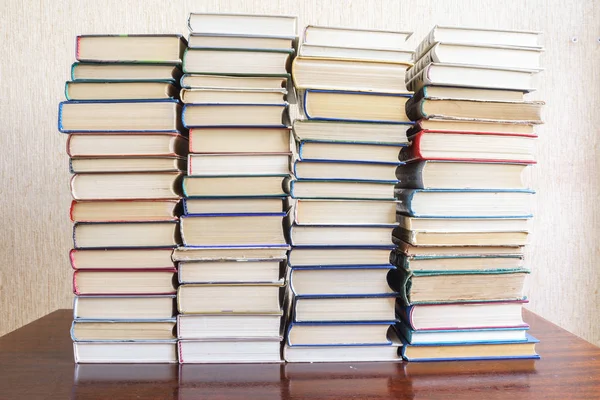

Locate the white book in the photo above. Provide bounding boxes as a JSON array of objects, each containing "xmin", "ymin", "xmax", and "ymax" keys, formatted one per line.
[
  {"xmin": 188, "ymin": 13, "xmax": 297, "ymax": 37},
  {"xmin": 73, "ymin": 342, "xmax": 177, "ymax": 363},
  {"xmin": 302, "ymin": 25, "xmax": 412, "ymax": 50}
]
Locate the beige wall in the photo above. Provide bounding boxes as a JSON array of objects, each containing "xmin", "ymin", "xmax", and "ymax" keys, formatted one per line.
[{"xmin": 1, "ymin": 0, "xmax": 598, "ymax": 344}]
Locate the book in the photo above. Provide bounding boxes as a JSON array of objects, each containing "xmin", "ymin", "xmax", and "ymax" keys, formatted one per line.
[
  {"xmin": 410, "ymin": 86, "xmax": 526, "ymax": 103},
  {"xmin": 71, "ymin": 319, "xmax": 177, "ymax": 341},
  {"xmin": 179, "ymin": 339, "xmax": 282, "ymax": 363},
  {"xmin": 294, "ymin": 160, "xmax": 399, "ymax": 182},
  {"xmin": 398, "ymin": 300, "xmax": 527, "ymax": 330},
  {"xmin": 292, "ymin": 57, "xmax": 409, "ymax": 93},
  {"xmin": 300, "ymin": 90, "xmax": 412, "ymax": 123},
  {"xmin": 183, "ymin": 197, "xmax": 285, "ymax": 215},
  {"xmin": 69, "ymin": 248, "xmax": 175, "ymax": 270},
  {"xmin": 73, "ymin": 221, "xmax": 180, "ymax": 249},
  {"xmin": 391, "ymin": 251, "xmax": 523, "ymax": 273},
  {"xmin": 292, "ymin": 296, "xmax": 396, "ymax": 322},
  {"xmin": 389, "ymin": 268, "xmax": 528, "ymax": 305},
  {"xmin": 69, "ymin": 157, "xmax": 186, "ymax": 173},
  {"xmin": 188, "ymin": 154, "xmax": 290, "ymax": 176},
  {"xmin": 180, "ymin": 88, "xmax": 287, "ymax": 104},
  {"xmin": 287, "ymin": 322, "xmax": 392, "ymax": 346},
  {"xmin": 65, "ymin": 81, "xmax": 178, "ymax": 101},
  {"xmin": 288, "ymin": 247, "xmax": 393, "ymax": 267},
  {"xmin": 183, "ymin": 176, "xmax": 286, "ymax": 198},
  {"xmin": 298, "ymin": 44, "xmax": 413, "ymax": 63},
  {"xmin": 400, "ymin": 334, "xmax": 539, "ymax": 361},
  {"xmin": 188, "ymin": 13, "xmax": 297, "ymax": 37},
  {"xmin": 414, "ymin": 26, "xmax": 543, "ymax": 59},
  {"xmin": 395, "ymin": 161, "xmax": 528, "ymax": 189},
  {"xmin": 289, "ymin": 225, "xmax": 395, "ymax": 247},
  {"xmin": 58, "ymin": 100, "xmax": 181, "ymax": 133},
  {"xmin": 178, "ymin": 314, "xmax": 282, "ymax": 339},
  {"xmin": 394, "ymin": 189, "xmax": 535, "ymax": 218},
  {"xmin": 178, "ymin": 260, "xmax": 283, "ymax": 284},
  {"xmin": 293, "ymin": 120, "xmax": 409, "ymax": 145},
  {"xmin": 290, "ymin": 266, "xmax": 395, "ymax": 296},
  {"xmin": 180, "ymin": 74, "xmax": 288, "ymax": 90},
  {"xmin": 293, "ymin": 199, "xmax": 397, "ymax": 226},
  {"xmin": 71, "ymin": 62, "xmax": 182, "ymax": 82},
  {"xmin": 393, "ymin": 228, "xmax": 529, "ymax": 246},
  {"xmin": 70, "ymin": 172, "xmax": 182, "ymax": 200},
  {"xmin": 73, "ymin": 269, "xmax": 177, "ymax": 295},
  {"xmin": 183, "ymin": 48, "xmax": 292, "ymax": 75},
  {"xmin": 190, "ymin": 127, "xmax": 291, "ymax": 153},
  {"xmin": 406, "ymin": 63, "xmax": 538, "ymax": 93},
  {"xmin": 70, "ymin": 199, "xmax": 180, "ymax": 222},
  {"xmin": 66, "ymin": 133, "xmax": 188, "ymax": 157},
  {"xmin": 283, "ymin": 343, "xmax": 401, "ymax": 362},
  {"xmin": 73, "ymin": 295, "xmax": 176, "ymax": 320},
  {"xmin": 396, "ymin": 215, "xmax": 531, "ymax": 233},
  {"xmin": 172, "ymin": 246, "xmax": 289, "ymax": 262},
  {"xmin": 187, "ymin": 34, "xmax": 294, "ymax": 50},
  {"xmin": 298, "ymin": 141, "xmax": 404, "ymax": 164},
  {"xmin": 182, "ymin": 104, "xmax": 288, "ymax": 127},
  {"xmin": 396, "ymin": 322, "xmax": 528, "ymax": 345},
  {"xmin": 73, "ymin": 341, "xmax": 178, "ymax": 363},
  {"xmin": 407, "ymin": 118, "xmax": 535, "ymax": 136},
  {"xmin": 395, "ymin": 240, "xmax": 523, "ymax": 257},
  {"xmin": 177, "ymin": 283, "xmax": 283, "ymax": 314},
  {"xmin": 76, "ymin": 34, "xmax": 186, "ymax": 63},
  {"xmin": 399, "ymin": 132, "xmax": 536, "ymax": 163},
  {"xmin": 285, "ymin": 178, "xmax": 396, "ymax": 200},
  {"xmin": 302, "ymin": 26, "xmax": 412, "ymax": 50},
  {"xmin": 405, "ymin": 97, "xmax": 544, "ymax": 124},
  {"xmin": 180, "ymin": 214, "xmax": 287, "ymax": 247}
]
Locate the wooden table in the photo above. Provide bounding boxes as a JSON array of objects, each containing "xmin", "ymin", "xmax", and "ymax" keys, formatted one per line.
[{"xmin": 0, "ymin": 310, "xmax": 599, "ymax": 399}]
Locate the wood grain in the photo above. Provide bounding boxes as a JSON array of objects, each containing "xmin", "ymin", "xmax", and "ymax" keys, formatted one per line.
[
  {"xmin": 0, "ymin": 0, "xmax": 598, "ymax": 346},
  {"xmin": 0, "ymin": 310, "xmax": 599, "ymax": 399}
]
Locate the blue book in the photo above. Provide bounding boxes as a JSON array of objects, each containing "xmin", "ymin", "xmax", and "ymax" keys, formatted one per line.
[
  {"xmin": 299, "ymin": 89, "xmax": 414, "ymax": 124},
  {"xmin": 394, "ymin": 188, "xmax": 535, "ymax": 218},
  {"xmin": 182, "ymin": 103, "xmax": 289, "ymax": 128},
  {"xmin": 293, "ymin": 159, "xmax": 400, "ymax": 183}
]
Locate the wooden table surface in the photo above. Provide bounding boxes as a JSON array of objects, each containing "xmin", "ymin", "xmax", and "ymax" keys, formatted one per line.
[{"xmin": 0, "ymin": 310, "xmax": 599, "ymax": 399}]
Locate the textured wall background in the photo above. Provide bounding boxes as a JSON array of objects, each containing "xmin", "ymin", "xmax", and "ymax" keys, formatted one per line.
[{"xmin": 0, "ymin": 0, "xmax": 598, "ymax": 345}]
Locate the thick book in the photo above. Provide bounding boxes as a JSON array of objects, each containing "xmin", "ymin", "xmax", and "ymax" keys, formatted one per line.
[
  {"xmin": 66, "ymin": 133, "xmax": 188, "ymax": 157},
  {"xmin": 399, "ymin": 131, "xmax": 536, "ymax": 163},
  {"xmin": 292, "ymin": 57, "xmax": 409, "ymax": 93},
  {"xmin": 388, "ymin": 267, "xmax": 529, "ymax": 305},
  {"xmin": 73, "ymin": 341, "xmax": 178, "ymax": 363},
  {"xmin": 293, "ymin": 120, "xmax": 410, "ymax": 145},
  {"xmin": 285, "ymin": 178, "xmax": 396, "ymax": 200},
  {"xmin": 70, "ymin": 319, "xmax": 176, "ymax": 341},
  {"xmin": 391, "ymin": 251, "xmax": 524, "ymax": 273},
  {"xmin": 73, "ymin": 269, "xmax": 177, "ymax": 295},
  {"xmin": 183, "ymin": 48, "xmax": 292, "ymax": 76},
  {"xmin": 70, "ymin": 172, "xmax": 182, "ymax": 200},
  {"xmin": 58, "ymin": 100, "xmax": 181, "ymax": 133},
  {"xmin": 187, "ymin": 34, "xmax": 294, "ymax": 50},
  {"xmin": 177, "ymin": 283, "xmax": 283, "ymax": 314},
  {"xmin": 395, "ymin": 188, "xmax": 535, "ymax": 218},
  {"xmin": 70, "ymin": 199, "xmax": 180, "ymax": 222},
  {"xmin": 179, "ymin": 339, "xmax": 282, "ymax": 364},
  {"xmin": 188, "ymin": 154, "xmax": 290, "ymax": 176},
  {"xmin": 400, "ymin": 334, "xmax": 539, "ymax": 361},
  {"xmin": 76, "ymin": 34, "xmax": 186, "ymax": 63},
  {"xmin": 72, "ymin": 221, "xmax": 180, "ymax": 249},
  {"xmin": 188, "ymin": 13, "xmax": 297, "ymax": 37},
  {"xmin": 182, "ymin": 103, "xmax": 289, "ymax": 127},
  {"xmin": 395, "ymin": 161, "xmax": 528, "ymax": 189},
  {"xmin": 407, "ymin": 117, "xmax": 535, "ymax": 136},
  {"xmin": 298, "ymin": 141, "xmax": 405, "ymax": 164},
  {"xmin": 289, "ymin": 266, "xmax": 395, "ymax": 297},
  {"xmin": 69, "ymin": 157, "xmax": 185, "ymax": 173},
  {"xmin": 183, "ymin": 197, "xmax": 285, "ymax": 215},
  {"xmin": 293, "ymin": 199, "xmax": 397, "ymax": 226},
  {"xmin": 71, "ymin": 62, "xmax": 182, "ymax": 82},
  {"xmin": 178, "ymin": 259, "xmax": 283, "ymax": 284},
  {"xmin": 73, "ymin": 295, "xmax": 176, "ymax": 320},
  {"xmin": 302, "ymin": 25, "xmax": 412, "ymax": 50},
  {"xmin": 298, "ymin": 44, "xmax": 413, "ymax": 63},
  {"xmin": 180, "ymin": 214, "xmax": 287, "ymax": 247},
  {"xmin": 190, "ymin": 127, "xmax": 290, "ymax": 153},
  {"xmin": 398, "ymin": 300, "xmax": 527, "ymax": 331},
  {"xmin": 183, "ymin": 176, "xmax": 286, "ymax": 198},
  {"xmin": 292, "ymin": 295, "xmax": 396, "ymax": 323},
  {"xmin": 288, "ymin": 246, "xmax": 394, "ymax": 267},
  {"xmin": 178, "ymin": 314, "xmax": 282, "ymax": 340},
  {"xmin": 65, "ymin": 81, "xmax": 178, "ymax": 101},
  {"xmin": 300, "ymin": 90, "xmax": 412, "ymax": 123},
  {"xmin": 395, "ymin": 322, "xmax": 528, "ymax": 345},
  {"xmin": 287, "ymin": 321, "xmax": 393, "ymax": 346},
  {"xmin": 69, "ymin": 248, "xmax": 175, "ymax": 270},
  {"xmin": 288, "ymin": 224, "xmax": 395, "ymax": 247},
  {"xmin": 293, "ymin": 160, "xmax": 399, "ymax": 182}
]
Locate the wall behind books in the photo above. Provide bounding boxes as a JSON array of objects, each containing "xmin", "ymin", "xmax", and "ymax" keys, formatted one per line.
[{"xmin": 0, "ymin": 0, "xmax": 598, "ymax": 343}]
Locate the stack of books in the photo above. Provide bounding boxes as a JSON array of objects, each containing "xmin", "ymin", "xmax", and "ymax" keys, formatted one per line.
[
  {"xmin": 59, "ymin": 35, "xmax": 187, "ymax": 363},
  {"xmin": 391, "ymin": 26, "xmax": 544, "ymax": 362},
  {"xmin": 175, "ymin": 13, "xmax": 297, "ymax": 364},
  {"xmin": 283, "ymin": 26, "xmax": 414, "ymax": 362}
]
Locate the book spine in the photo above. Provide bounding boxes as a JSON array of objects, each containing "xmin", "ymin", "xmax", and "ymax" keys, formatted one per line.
[
  {"xmin": 69, "ymin": 249, "xmax": 78, "ymax": 270},
  {"xmin": 405, "ymin": 97, "xmax": 425, "ymax": 122},
  {"xmin": 410, "ymin": 48, "xmax": 436, "ymax": 81},
  {"xmin": 68, "ymin": 158, "xmax": 75, "ymax": 174},
  {"xmin": 73, "ymin": 271, "xmax": 80, "ymax": 295},
  {"xmin": 395, "ymin": 161, "xmax": 426, "ymax": 188},
  {"xmin": 70, "ymin": 62, "xmax": 78, "ymax": 80},
  {"xmin": 394, "ymin": 189, "xmax": 417, "ymax": 217},
  {"xmin": 388, "ymin": 268, "xmax": 412, "ymax": 306},
  {"xmin": 75, "ymin": 36, "xmax": 82, "ymax": 61},
  {"xmin": 69, "ymin": 200, "xmax": 77, "ymax": 222},
  {"xmin": 66, "ymin": 134, "xmax": 74, "ymax": 157},
  {"xmin": 398, "ymin": 134, "xmax": 423, "ymax": 163},
  {"xmin": 64, "ymin": 82, "xmax": 71, "ymax": 101}
]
